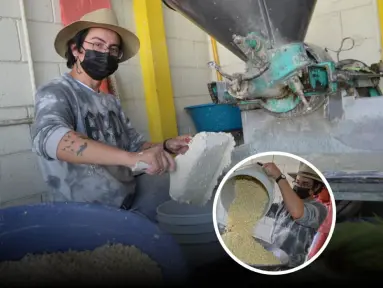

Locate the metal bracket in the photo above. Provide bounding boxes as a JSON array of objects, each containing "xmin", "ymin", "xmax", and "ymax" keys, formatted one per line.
[
  {"xmin": 324, "ymin": 171, "xmax": 383, "ymax": 202},
  {"xmin": 325, "ymin": 90, "xmax": 344, "ymax": 121}
]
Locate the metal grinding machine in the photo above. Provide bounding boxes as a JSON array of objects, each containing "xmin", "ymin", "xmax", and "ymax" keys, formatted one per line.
[{"xmin": 162, "ymin": 0, "xmax": 383, "ymax": 205}]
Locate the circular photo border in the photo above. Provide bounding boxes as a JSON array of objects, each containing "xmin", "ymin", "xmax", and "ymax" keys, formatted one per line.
[{"xmin": 212, "ymin": 151, "xmax": 337, "ymax": 276}]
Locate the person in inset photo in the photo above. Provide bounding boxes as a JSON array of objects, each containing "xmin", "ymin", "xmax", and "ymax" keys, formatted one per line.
[{"xmin": 262, "ymin": 161, "xmax": 329, "ymax": 269}]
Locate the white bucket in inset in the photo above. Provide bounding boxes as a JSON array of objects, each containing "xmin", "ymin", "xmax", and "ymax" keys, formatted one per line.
[
  {"xmin": 216, "ymin": 164, "xmax": 275, "ymax": 233},
  {"xmin": 216, "ymin": 165, "xmax": 292, "ymax": 268}
]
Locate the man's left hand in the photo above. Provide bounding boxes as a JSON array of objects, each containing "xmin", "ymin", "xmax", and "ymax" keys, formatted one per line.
[{"xmin": 165, "ymin": 135, "xmax": 192, "ymax": 155}]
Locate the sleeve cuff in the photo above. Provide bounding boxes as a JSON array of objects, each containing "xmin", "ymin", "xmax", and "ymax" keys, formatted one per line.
[{"xmin": 45, "ymin": 126, "xmax": 72, "ymax": 160}]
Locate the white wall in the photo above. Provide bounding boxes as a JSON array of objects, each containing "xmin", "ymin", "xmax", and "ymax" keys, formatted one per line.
[
  {"xmin": 163, "ymin": 6, "xmax": 212, "ymax": 135},
  {"xmin": 306, "ymin": 0, "xmax": 381, "ymax": 65},
  {"xmin": 0, "ymin": 0, "xmax": 63, "ymax": 207},
  {"xmin": 111, "ymin": 0, "xmax": 149, "ymax": 140}
]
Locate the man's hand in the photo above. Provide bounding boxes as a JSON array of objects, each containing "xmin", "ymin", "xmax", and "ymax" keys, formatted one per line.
[
  {"xmin": 262, "ymin": 162, "xmax": 283, "ymax": 180},
  {"xmin": 132, "ymin": 146, "xmax": 176, "ymax": 175},
  {"xmin": 165, "ymin": 135, "xmax": 192, "ymax": 155}
]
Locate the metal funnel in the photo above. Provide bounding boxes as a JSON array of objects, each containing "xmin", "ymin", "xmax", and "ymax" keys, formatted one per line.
[{"xmin": 163, "ymin": 0, "xmax": 317, "ymax": 62}]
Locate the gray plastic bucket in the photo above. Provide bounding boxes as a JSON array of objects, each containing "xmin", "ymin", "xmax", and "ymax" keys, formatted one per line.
[
  {"xmin": 156, "ymin": 199, "xmax": 226, "ymax": 267},
  {"xmin": 156, "ymin": 199, "xmax": 217, "ymax": 244}
]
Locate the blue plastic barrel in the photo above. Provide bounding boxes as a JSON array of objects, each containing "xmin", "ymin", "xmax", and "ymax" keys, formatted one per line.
[
  {"xmin": 185, "ymin": 103, "xmax": 242, "ymax": 132},
  {"xmin": 0, "ymin": 202, "xmax": 188, "ymax": 283}
]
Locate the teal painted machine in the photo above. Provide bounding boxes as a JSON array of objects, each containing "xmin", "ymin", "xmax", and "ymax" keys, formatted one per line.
[
  {"xmin": 207, "ymin": 35, "xmax": 382, "ymax": 118},
  {"xmin": 163, "ymin": 0, "xmax": 383, "ymax": 118}
]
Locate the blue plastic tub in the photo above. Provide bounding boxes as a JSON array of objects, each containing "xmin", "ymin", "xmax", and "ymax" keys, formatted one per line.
[
  {"xmin": 0, "ymin": 202, "xmax": 188, "ymax": 283},
  {"xmin": 185, "ymin": 103, "xmax": 242, "ymax": 132}
]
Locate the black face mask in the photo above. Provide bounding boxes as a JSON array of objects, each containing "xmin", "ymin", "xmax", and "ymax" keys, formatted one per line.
[
  {"xmin": 80, "ymin": 50, "xmax": 119, "ymax": 81},
  {"xmin": 293, "ymin": 185, "xmax": 311, "ymax": 199}
]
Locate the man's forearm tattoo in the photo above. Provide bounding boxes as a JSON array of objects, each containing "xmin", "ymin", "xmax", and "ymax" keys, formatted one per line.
[
  {"xmin": 76, "ymin": 142, "xmax": 88, "ymax": 156},
  {"xmin": 62, "ymin": 132, "xmax": 89, "ymax": 156}
]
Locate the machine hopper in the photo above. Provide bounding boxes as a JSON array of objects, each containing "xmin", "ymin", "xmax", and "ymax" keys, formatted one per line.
[{"xmin": 163, "ymin": 0, "xmax": 317, "ymax": 61}]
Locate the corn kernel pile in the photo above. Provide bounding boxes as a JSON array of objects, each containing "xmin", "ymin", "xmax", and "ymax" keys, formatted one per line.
[
  {"xmin": 0, "ymin": 243, "xmax": 163, "ymax": 286},
  {"xmin": 222, "ymin": 176, "xmax": 281, "ymax": 265}
]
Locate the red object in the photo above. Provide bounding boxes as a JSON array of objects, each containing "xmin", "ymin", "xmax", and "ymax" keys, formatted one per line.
[
  {"xmin": 60, "ymin": 0, "xmax": 111, "ymax": 26},
  {"xmin": 59, "ymin": 0, "xmax": 112, "ymax": 95},
  {"xmin": 317, "ymin": 187, "xmax": 330, "ymax": 203},
  {"xmin": 308, "ymin": 232, "xmax": 328, "ymax": 259},
  {"xmin": 308, "ymin": 188, "xmax": 333, "ymax": 259},
  {"xmin": 318, "ymin": 201, "xmax": 332, "ymax": 234}
]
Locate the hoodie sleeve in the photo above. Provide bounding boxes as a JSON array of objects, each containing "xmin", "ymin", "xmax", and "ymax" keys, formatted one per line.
[
  {"xmin": 296, "ymin": 201, "xmax": 328, "ymax": 230},
  {"xmin": 31, "ymin": 85, "xmax": 76, "ymax": 160}
]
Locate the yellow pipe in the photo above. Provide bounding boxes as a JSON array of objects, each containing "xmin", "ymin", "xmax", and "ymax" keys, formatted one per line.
[
  {"xmin": 133, "ymin": 0, "xmax": 178, "ymax": 142},
  {"xmin": 378, "ymin": 0, "xmax": 383, "ymax": 59},
  {"xmin": 210, "ymin": 37, "xmax": 223, "ymax": 81}
]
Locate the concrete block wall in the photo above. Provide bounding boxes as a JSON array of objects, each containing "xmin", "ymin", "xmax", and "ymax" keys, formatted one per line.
[
  {"xmin": 115, "ymin": 2, "xmax": 214, "ymax": 137},
  {"xmin": 214, "ymin": 43, "xmax": 245, "ymax": 80},
  {"xmin": 163, "ymin": 6, "xmax": 213, "ymax": 135},
  {"xmin": 306, "ymin": 0, "xmax": 381, "ymax": 65},
  {"xmin": 0, "ymin": 0, "xmax": 59, "ymax": 207},
  {"xmin": 111, "ymin": 0, "xmax": 149, "ymax": 140}
]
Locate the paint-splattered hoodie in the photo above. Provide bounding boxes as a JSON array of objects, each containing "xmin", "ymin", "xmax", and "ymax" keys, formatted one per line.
[{"xmin": 31, "ymin": 73, "xmax": 146, "ymax": 207}]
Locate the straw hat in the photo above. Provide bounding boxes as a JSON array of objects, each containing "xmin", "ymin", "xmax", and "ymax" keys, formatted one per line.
[
  {"xmin": 54, "ymin": 8, "xmax": 140, "ymax": 63},
  {"xmin": 288, "ymin": 162, "xmax": 323, "ymax": 183}
]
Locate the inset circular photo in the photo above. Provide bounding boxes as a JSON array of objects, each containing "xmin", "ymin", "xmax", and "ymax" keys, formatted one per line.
[{"xmin": 213, "ymin": 151, "xmax": 336, "ymax": 275}]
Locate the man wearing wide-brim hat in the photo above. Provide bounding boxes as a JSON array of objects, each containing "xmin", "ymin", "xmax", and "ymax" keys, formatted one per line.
[
  {"xmin": 31, "ymin": 8, "xmax": 191, "ymax": 221},
  {"xmin": 262, "ymin": 161, "xmax": 329, "ymax": 268}
]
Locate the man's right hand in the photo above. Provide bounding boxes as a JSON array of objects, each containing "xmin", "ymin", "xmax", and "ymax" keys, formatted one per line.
[
  {"xmin": 131, "ymin": 146, "xmax": 176, "ymax": 175},
  {"xmin": 262, "ymin": 162, "xmax": 283, "ymax": 180}
]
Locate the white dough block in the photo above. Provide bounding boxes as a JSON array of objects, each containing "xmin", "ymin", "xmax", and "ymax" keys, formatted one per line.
[{"xmin": 169, "ymin": 132, "xmax": 236, "ymax": 206}]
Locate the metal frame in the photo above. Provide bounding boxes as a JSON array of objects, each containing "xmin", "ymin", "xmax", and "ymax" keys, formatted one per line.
[{"xmin": 325, "ymin": 171, "xmax": 383, "ymax": 202}]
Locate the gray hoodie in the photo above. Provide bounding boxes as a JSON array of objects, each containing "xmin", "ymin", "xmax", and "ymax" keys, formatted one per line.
[{"xmin": 31, "ymin": 73, "xmax": 146, "ymax": 207}]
